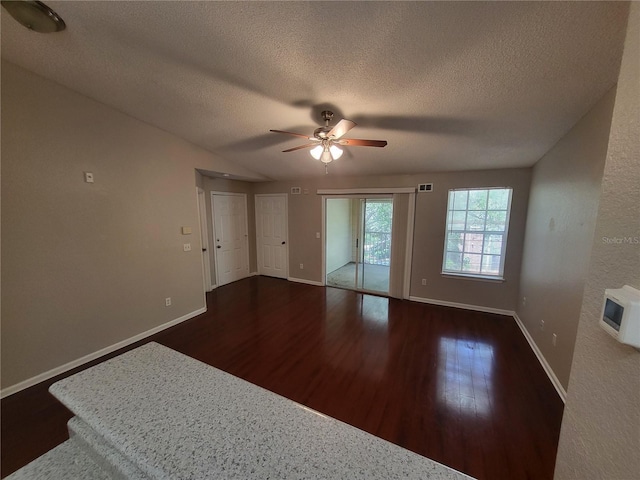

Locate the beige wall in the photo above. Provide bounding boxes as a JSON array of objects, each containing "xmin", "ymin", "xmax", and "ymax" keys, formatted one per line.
[
  {"xmin": 0, "ymin": 62, "xmax": 256, "ymax": 390},
  {"xmin": 254, "ymin": 169, "xmax": 530, "ymax": 309},
  {"xmin": 0, "ymin": 61, "xmax": 531, "ymax": 391},
  {"xmin": 555, "ymin": 4, "xmax": 640, "ymax": 478},
  {"xmin": 410, "ymin": 169, "xmax": 531, "ymax": 311},
  {"xmin": 517, "ymin": 89, "xmax": 616, "ymax": 390},
  {"xmin": 195, "ymin": 170, "xmax": 205, "ymax": 190},
  {"xmin": 325, "ymin": 199, "xmax": 353, "ymax": 273}
]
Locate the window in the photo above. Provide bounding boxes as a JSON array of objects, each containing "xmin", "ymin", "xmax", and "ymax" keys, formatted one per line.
[{"xmin": 442, "ymin": 187, "xmax": 512, "ymax": 279}]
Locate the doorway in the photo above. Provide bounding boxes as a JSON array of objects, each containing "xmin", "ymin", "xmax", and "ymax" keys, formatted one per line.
[
  {"xmin": 211, "ymin": 192, "xmax": 250, "ymax": 287},
  {"xmin": 197, "ymin": 188, "xmax": 212, "ymax": 292},
  {"xmin": 325, "ymin": 197, "xmax": 393, "ymax": 294}
]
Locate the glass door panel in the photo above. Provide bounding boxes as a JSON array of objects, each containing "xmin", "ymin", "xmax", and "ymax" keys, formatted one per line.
[
  {"xmin": 325, "ymin": 198, "xmax": 357, "ymax": 289},
  {"xmin": 326, "ymin": 197, "xmax": 392, "ymax": 294},
  {"xmin": 359, "ymin": 199, "xmax": 392, "ymax": 293}
]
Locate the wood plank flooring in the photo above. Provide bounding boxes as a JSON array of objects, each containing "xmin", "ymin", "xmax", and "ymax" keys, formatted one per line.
[{"xmin": 1, "ymin": 276, "xmax": 564, "ymax": 479}]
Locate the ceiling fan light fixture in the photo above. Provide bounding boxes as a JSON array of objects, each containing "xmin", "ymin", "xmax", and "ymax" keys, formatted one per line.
[
  {"xmin": 329, "ymin": 144, "xmax": 343, "ymax": 160},
  {"xmin": 1, "ymin": 0, "xmax": 66, "ymax": 33},
  {"xmin": 310, "ymin": 145, "xmax": 323, "ymax": 160},
  {"xmin": 272, "ymin": 109, "xmax": 387, "ymax": 172},
  {"xmin": 320, "ymin": 149, "xmax": 333, "ymax": 164}
]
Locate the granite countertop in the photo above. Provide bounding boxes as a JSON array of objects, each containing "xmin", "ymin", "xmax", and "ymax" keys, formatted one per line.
[
  {"xmin": 50, "ymin": 342, "xmax": 473, "ymax": 480},
  {"xmin": 6, "ymin": 440, "xmax": 111, "ymax": 480}
]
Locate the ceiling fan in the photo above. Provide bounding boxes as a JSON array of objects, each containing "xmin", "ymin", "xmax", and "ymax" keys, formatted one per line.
[{"xmin": 270, "ymin": 111, "xmax": 387, "ymax": 172}]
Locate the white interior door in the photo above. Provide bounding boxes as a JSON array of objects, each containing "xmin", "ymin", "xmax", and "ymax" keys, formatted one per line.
[
  {"xmin": 256, "ymin": 194, "xmax": 288, "ymax": 279},
  {"xmin": 212, "ymin": 193, "xmax": 249, "ymax": 286},
  {"xmin": 197, "ymin": 188, "xmax": 212, "ymax": 291}
]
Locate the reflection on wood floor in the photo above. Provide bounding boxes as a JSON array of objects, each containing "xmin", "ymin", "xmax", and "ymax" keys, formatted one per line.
[{"xmin": 1, "ymin": 276, "xmax": 564, "ymax": 480}]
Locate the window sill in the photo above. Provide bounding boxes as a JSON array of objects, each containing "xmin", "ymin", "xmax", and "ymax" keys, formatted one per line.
[{"xmin": 441, "ymin": 272, "xmax": 505, "ymax": 283}]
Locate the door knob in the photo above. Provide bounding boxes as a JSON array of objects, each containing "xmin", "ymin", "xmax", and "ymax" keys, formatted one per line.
[
  {"xmin": 281, "ymin": 241, "xmax": 286, "ymax": 245},
  {"xmin": 217, "ymin": 245, "xmax": 221, "ymax": 249},
  {"xmin": 202, "ymin": 248, "xmax": 207, "ymax": 252}
]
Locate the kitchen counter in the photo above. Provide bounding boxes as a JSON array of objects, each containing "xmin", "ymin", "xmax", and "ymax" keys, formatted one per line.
[{"xmin": 46, "ymin": 342, "xmax": 472, "ymax": 479}]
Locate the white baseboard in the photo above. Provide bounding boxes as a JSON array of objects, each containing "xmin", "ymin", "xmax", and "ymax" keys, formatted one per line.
[
  {"xmin": 250, "ymin": 271, "xmax": 259, "ymax": 276},
  {"xmin": 288, "ymin": 277, "xmax": 324, "ymax": 287},
  {"xmin": 408, "ymin": 295, "xmax": 514, "ymax": 316},
  {"xmin": 512, "ymin": 313, "xmax": 567, "ymax": 403},
  {"xmin": 408, "ymin": 296, "xmax": 566, "ymax": 402},
  {"xmin": 0, "ymin": 307, "xmax": 207, "ymax": 399}
]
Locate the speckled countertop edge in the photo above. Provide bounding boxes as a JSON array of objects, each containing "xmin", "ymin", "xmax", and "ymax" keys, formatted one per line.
[
  {"xmin": 4, "ymin": 439, "xmax": 111, "ymax": 480},
  {"xmin": 50, "ymin": 342, "xmax": 474, "ymax": 480}
]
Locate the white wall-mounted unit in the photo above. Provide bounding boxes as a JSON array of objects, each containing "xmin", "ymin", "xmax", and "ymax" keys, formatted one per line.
[{"xmin": 600, "ymin": 285, "xmax": 640, "ymax": 348}]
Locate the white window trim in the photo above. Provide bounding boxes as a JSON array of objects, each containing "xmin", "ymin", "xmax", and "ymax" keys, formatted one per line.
[
  {"xmin": 440, "ymin": 272, "xmax": 505, "ymax": 283},
  {"xmin": 441, "ymin": 187, "xmax": 513, "ymax": 281}
]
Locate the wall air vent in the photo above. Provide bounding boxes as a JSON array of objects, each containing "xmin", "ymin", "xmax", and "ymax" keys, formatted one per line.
[{"xmin": 418, "ymin": 183, "xmax": 433, "ymax": 192}]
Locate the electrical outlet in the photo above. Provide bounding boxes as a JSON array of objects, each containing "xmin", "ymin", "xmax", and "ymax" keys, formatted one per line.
[
  {"xmin": 84, "ymin": 172, "xmax": 94, "ymax": 183},
  {"xmin": 183, "ymin": 243, "xmax": 191, "ymax": 252},
  {"xmin": 540, "ymin": 319, "xmax": 545, "ymax": 331},
  {"xmin": 299, "ymin": 263, "xmax": 304, "ymax": 269},
  {"xmin": 165, "ymin": 297, "xmax": 172, "ymax": 307},
  {"xmin": 421, "ymin": 279, "xmax": 427, "ymax": 285},
  {"xmin": 552, "ymin": 333, "xmax": 557, "ymax": 346},
  {"xmin": 522, "ymin": 296, "xmax": 527, "ymax": 306}
]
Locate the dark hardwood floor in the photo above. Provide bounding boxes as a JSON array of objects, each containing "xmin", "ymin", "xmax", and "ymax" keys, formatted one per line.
[{"xmin": 1, "ymin": 276, "xmax": 564, "ymax": 479}]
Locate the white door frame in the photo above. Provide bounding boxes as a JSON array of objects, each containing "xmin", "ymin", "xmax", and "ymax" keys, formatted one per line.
[
  {"xmin": 255, "ymin": 193, "xmax": 289, "ymax": 279},
  {"xmin": 403, "ymin": 192, "xmax": 416, "ymax": 300},
  {"xmin": 210, "ymin": 191, "xmax": 250, "ymax": 287},
  {"xmin": 197, "ymin": 187, "xmax": 212, "ymax": 292},
  {"xmin": 322, "ymin": 191, "xmax": 416, "ymax": 299},
  {"xmin": 321, "ymin": 194, "xmax": 393, "ymax": 294}
]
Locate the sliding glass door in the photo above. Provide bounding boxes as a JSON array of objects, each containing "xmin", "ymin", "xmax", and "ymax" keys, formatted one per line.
[
  {"xmin": 325, "ymin": 197, "xmax": 393, "ymax": 294},
  {"xmin": 357, "ymin": 199, "xmax": 393, "ymax": 292}
]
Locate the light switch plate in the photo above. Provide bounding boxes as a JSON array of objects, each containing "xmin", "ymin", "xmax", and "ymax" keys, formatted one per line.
[{"xmin": 84, "ymin": 172, "xmax": 94, "ymax": 183}]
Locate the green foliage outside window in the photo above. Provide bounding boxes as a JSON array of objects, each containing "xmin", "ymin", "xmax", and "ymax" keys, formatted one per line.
[{"xmin": 363, "ymin": 201, "xmax": 393, "ymax": 266}]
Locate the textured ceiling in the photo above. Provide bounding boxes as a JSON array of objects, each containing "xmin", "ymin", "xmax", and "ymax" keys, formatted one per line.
[{"xmin": 1, "ymin": 1, "xmax": 629, "ymax": 181}]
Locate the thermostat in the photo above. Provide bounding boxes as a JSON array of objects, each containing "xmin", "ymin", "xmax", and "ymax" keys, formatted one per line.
[{"xmin": 599, "ymin": 285, "xmax": 640, "ymax": 348}]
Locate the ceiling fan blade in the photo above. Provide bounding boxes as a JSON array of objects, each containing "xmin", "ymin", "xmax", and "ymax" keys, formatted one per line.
[
  {"xmin": 338, "ymin": 138, "xmax": 387, "ymax": 148},
  {"xmin": 282, "ymin": 143, "xmax": 317, "ymax": 153},
  {"xmin": 327, "ymin": 119, "xmax": 357, "ymax": 139},
  {"xmin": 270, "ymin": 129, "xmax": 313, "ymax": 140}
]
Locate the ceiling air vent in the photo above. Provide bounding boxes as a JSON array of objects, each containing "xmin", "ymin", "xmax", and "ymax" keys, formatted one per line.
[{"xmin": 418, "ymin": 183, "xmax": 433, "ymax": 192}]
